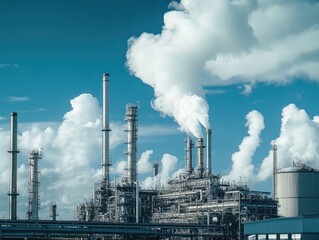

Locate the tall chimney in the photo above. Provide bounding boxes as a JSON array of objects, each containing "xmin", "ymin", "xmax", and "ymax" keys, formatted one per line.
[
  {"xmin": 272, "ymin": 142, "xmax": 277, "ymax": 200},
  {"xmin": 197, "ymin": 138, "xmax": 205, "ymax": 178},
  {"xmin": 153, "ymin": 162, "xmax": 159, "ymax": 177},
  {"xmin": 125, "ymin": 104, "xmax": 138, "ymax": 183},
  {"xmin": 102, "ymin": 73, "xmax": 111, "ymax": 187},
  {"xmin": 153, "ymin": 162, "xmax": 159, "ymax": 190},
  {"xmin": 8, "ymin": 112, "xmax": 19, "ymax": 220},
  {"xmin": 185, "ymin": 137, "xmax": 193, "ymax": 174},
  {"xmin": 206, "ymin": 129, "xmax": 212, "ymax": 174},
  {"xmin": 28, "ymin": 149, "xmax": 42, "ymax": 220}
]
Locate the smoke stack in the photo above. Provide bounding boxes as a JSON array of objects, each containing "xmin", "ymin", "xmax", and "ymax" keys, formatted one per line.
[
  {"xmin": 272, "ymin": 142, "xmax": 277, "ymax": 200},
  {"xmin": 102, "ymin": 73, "xmax": 111, "ymax": 187},
  {"xmin": 197, "ymin": 138, "xmax": 205, "ymax": 177},
  {"xmin": 50, "ymin": 201, "xmax": 57, "ymax": 221},
  {"xmin": 206, "ymin": 129, "xmax": 212, "ymax": 174},
  {"xmin": 185, "ymin": 137, "xmax": 193, "ymax": 174},
  {"xmin": 153, "ymin": 162, "xmax": 159, "ymax": 190},
  {"xmin": 153, "ymin": 162, "xmax": 159, "ymax": 177},
  {"xmin": 125, "ymin": 104, "xmax": 138, "ymax": 183},
  {"xmin": 8, "ymin": 112, "xmax": 19, "ymax": 220},
  {"xmin": 28, "ymin": 149, "xmax": 42, "ymax": 220}
]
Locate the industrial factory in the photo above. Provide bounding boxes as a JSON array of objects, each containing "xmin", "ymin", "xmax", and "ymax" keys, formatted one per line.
[
  {"xmin": 2, "ymin": 73, "xmax": 319, "ymax": 239},
  {"xmin": 75, "ymin": 73, "xmax": 278, "ymax": 239}
]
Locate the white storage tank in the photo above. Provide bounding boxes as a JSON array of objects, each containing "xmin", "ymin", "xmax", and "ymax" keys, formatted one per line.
[{"xmin": 276, "ymin": 164, "xmax": 319, "ymax": 217}]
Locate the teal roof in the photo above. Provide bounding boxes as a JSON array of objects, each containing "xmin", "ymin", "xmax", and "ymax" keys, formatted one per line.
[{"xmin": 244, "ymin": 215, "xmax": 319, "ymax": 235}]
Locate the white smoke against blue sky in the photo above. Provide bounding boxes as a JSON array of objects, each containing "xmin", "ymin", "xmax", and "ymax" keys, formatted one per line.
[{"xmin": 127, "ymin": 0, "xmax": 319, "ymax": 139}]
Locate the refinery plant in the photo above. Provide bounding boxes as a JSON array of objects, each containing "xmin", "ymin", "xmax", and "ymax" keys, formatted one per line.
[
  {"xmin": 75, "ymin": 73, "xmax": 278, "ymax": 239},
  {"xmin": 3, "ymin": 73, "xmax": 319, "ymax": 239}
]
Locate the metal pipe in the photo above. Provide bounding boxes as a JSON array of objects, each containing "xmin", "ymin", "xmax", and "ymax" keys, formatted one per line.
[
  {"xmin": 272, "ymin": 142, "xmax": 277, "ymax": 200},
  {"xmin": 8, "ymin": 112, "xmax": 19, "ymax": 220},
  {"xmin": 206, "ymin": 129, "xmax": 212, "ymax": 174},
  {"xmin": 197, "ymin": 138, "xmax": 205, "ymax": 177},
  {"xmin": 125, "ymin": 104, "xmax": 138, "ymax": 183},
  {"xmin": 185, "ymin": 137, "xmax": 193, "ymax": 174},
  {"xmin": 102, "ymin": 73, "xmax": 111, "ymax": 187},
  {"xmin": 203, "ymin": 212, "xmax": 210, "ymax": 226},
  {"xmin": 133, "ymin": 182, "xmax": 139, "ymax": 223}
]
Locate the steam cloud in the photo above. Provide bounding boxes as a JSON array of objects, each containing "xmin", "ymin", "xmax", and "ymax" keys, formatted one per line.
[
  {"xmin": 141, "ymin": 152, "xmax": 179, "ymax": 189},
  {"xmin": 224, "ymin": 110, "xmax": 264, "ymax": 183},
  {"xmin": 257, "ymin": 104, "xmax": 319, "ymax": 181},
  {"xmin": 223, "ymin": 104, "xmax": 319, "ymax": 184},
  {"xmin": 127, "ymin": 0, "xmax": 319, "ymax": 137}
]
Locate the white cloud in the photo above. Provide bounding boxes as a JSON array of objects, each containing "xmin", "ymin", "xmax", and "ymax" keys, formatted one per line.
[
  {"xmin": 257, "ymin": 104, "xmax": 319, "ymax": 181},
  {"xmin": 241, "ymin": 83, "xmax": 253, "ymax": 96},
  {"xmin": 126, "ymin": 0, "xmax": 319, "ymax": 138},
  {"xmin": 224, "ymin": 110, "xmax": 265, "ymax": 183},
  {"xmin": 158, "ymin": 153, "xmax": 178, "ymax": 186},
  {"xmin": 205, "ymin": 88, "xmax": 227, "ymax": 95},
  {"xmin": 0, "ymin": 93, "xmax": 126, "ymax": 220},
  {"xmin": 141, "ymin": 176, "xmax": 154, "ymax": 189},
  {"xmin": 0, "ymin": 116, "xmax": 5, "ymax": 121},
  {"xmin": 8, "ymin": 96, "xmax": 31, "ymax": 102},
  {"xmin": 111, "ymin": 160, "xmax": 127, "ymax": 176},
  {"xmin": 137, "ymin": 150, "xmax": 153, "ymax": 174},
  {"xmin": 0, "ymin": 64, "xmax": 19, "ymax": 68},
  {"xmin": 139, "ymin": 124, "xmax": 179, "ymax": 137},
  {"xmin": 140, "ymin": 153, "xmax": 179, "ymax": 188}
]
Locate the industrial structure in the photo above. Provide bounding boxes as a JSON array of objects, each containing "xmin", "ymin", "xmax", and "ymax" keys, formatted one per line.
[
  {"xmin": 8, "ymin": 112, "xmax": 19, "ymax": 220},
  {"xmin": 27, "ymin": 149, "xmax": 42, "ymax": 220},
  {"xmin": 76, "ymin": 73, "xmax": 278, "ymax": 239},
  {"xmin": 244, "ymin": 162, "xmax": 319, "ymax": 239},
  {"xmin": 6, "ymin": 72, "xmax": 319, "ymax": 239},
  {"xmin": 276, "ymin": 162, "xmax": 319, "ymax": 218}
]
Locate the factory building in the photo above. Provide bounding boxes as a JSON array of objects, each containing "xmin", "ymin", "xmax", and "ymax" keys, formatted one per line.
[{"xmin": 76, "ymin": 73, "xmax": 278, "ymax": 239}]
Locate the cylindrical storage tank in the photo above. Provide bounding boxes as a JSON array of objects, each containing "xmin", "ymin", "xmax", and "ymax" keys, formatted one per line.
[{"xmin": 277, "ymin": 166, "xmax": 319, "ymax": 217}]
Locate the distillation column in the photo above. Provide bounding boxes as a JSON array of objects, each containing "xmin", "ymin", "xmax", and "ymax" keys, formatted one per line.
[
  {"xmin": 197, "ymin": 138, "xmax": 205, "ymax": 177},
  {"xmin": 206, "ymin": 129, "xmax": 212, "ymax": 175},
  {"xmin": 100, "ymin": 73, "xmax": 111, "ymax": 213},
  {"xmin": 185, "ymin": 137, "xmax": 194, "ymax": 174},
  {"xmin": 28, "ymin": 149, "xmax": 42, "ymax": 220},
  {"xmin": 8, "ymin": 112, "xmax": 19, "ymax": 220},
  {"xmin": 125, "ymin": 104, "xmax": 138, "ymax": 183}
]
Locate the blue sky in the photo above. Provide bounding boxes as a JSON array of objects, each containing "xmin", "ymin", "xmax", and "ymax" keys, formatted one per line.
[{"xmin": 1, "ymin": 0, "xmax": 319, "ymax": 219}]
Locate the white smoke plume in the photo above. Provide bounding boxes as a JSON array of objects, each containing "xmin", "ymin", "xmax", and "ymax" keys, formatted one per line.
[
  {"xmin": 127, "ymin": 0, "xmax": 319, "ymax": 137},
  {"xmin": 257, "ymin": 104, "xmax": 319, "ymax": 181},
  {"xmin": 224, "ymin": 110, "xmax": 265, "ymax": 183}
]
